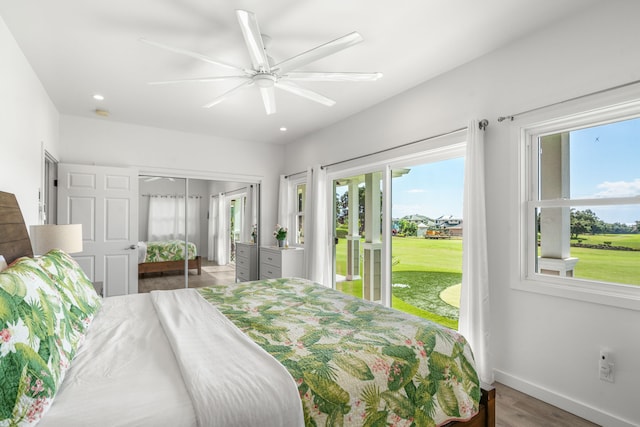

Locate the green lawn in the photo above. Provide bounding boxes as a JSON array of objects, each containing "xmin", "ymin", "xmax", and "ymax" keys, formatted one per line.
[
  {"xmin": 335, "ymin": 236, "xmax": 463, "ymax": 329},
  {"xmin": 570, "ymin": 247, "xmax": 640, "ymax": 285},
  {"xmin": 572, "ymin": 233, "xmax": 640, "ymax": 250},
  {"xmin": 335, "ymin": 233, "xmax": 640, "ymax": 327}
]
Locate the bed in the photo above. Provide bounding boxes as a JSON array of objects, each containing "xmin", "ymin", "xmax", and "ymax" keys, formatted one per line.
[
  {"xmin": 0, "ymin": 190, "xmax": 494, "ymax": 427},
  {"xmin": 137, "ymin": 239, "xmax": 202, "ymax": 277}
]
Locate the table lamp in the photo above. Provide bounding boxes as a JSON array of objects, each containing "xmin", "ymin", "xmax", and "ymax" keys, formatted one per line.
[{"xmin": 30, "ymin": 224, "xmax": 83, "ymax": 255}]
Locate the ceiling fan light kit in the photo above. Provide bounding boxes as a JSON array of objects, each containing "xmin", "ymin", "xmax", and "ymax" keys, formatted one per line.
[{"xmin": 142, "ymin": 9, "xmax": 382, "ymax": 115}]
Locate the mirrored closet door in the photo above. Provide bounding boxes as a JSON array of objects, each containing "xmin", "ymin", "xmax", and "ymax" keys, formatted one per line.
[{"xmin": 138, "ymin": 175, "xmax": 259, "ymax": 292}]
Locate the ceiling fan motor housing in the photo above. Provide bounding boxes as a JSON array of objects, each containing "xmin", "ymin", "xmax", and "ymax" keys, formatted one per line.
[{"xmin": 254, "ymin": 73, "xmax": 277, "ymax": 88}]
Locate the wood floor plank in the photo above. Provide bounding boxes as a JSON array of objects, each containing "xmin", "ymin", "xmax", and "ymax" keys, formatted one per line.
[{"xmin": 495, "ymin": 383, "xmax": 599, "ymax": 427}]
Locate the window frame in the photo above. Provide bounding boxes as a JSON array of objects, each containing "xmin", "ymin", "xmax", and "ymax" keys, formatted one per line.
[
  {"xmin": 288, "ymin": 175, "xmax": 307, "ymax": 246},
  {"xmin": 517, "ymin": 97, "xmax": 640, "ymax": 310}
]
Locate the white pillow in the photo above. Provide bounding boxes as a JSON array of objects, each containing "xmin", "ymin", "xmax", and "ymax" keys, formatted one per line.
[{"xmin": 0, "ymin": 255, "xmax": 7, "ymax": 271}]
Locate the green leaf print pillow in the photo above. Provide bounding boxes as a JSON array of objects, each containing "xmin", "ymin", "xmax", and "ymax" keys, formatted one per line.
[
  {"xmin": 0, "ymin": 256, "xmax": 74, "ymax": 426},
  {"xmin": 36, "ymin": 249, "xmax": 102, "ymax": 336}
]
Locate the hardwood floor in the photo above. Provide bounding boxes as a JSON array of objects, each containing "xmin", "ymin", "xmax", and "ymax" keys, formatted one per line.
[{"xmin": 495, "ymin": 383, "xmax": 599, "ymax": 427}]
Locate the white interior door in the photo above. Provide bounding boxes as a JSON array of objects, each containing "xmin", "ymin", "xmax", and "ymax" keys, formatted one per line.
[{"xmin": 57, "ymin": 163, "xmax": 139, "ymax": 296}]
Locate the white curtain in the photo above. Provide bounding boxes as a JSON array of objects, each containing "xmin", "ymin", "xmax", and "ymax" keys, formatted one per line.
[
  {"xmin": 208, "ymin": 195, "xmax": 218, "ymax": 261},
  {"xmin": 241, "ymin": 186, "xmax": 254, "ymax": 243},
  {"xmin": 232, "ymin": 194, "xmax": 244, "ymax": 245},
  {"xmin": 148, "ymin": 195, "xmax": 200, "ymax": 243},
  {"xmin": 277, "ymin": 174, "xmax": 290, "ymax": 232},
  {"xmin": 459, "ymin": 120, "xmax": 492, "ymax": 385},
  {"xmin": 214, "ymin": 193, "xmax": 230, "ymax": 265},
  {"xmin": 303, "ymin": 165, "xmax": 331, "ymax": 285}
]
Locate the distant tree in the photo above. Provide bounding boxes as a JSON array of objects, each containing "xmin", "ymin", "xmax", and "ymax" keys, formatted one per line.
[
  {"xmin": 570, "ymin": 209, "xmax": 601, "ymax": 238},
  {"xmin": 336, "ymin": 185, "xmax": 381, "ymax": 234},
  {"xmin": 398, "ymin": 219, "xmax": 417, "ymax": 236}
]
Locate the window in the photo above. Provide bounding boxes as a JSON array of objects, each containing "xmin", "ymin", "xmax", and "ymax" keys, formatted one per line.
[
  {"xmin": 524, "ymin": 104, "xmax": 640, "ymax": 299},
  {"xmin": 295, "ymin": 183, "xmax": 306, "ymax": 244},
  {"xmin": 288, "ymin": 178, "xmax": 306, "ymax": 245}
]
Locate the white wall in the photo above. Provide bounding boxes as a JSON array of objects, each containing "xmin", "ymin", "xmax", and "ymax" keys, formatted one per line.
[
  {"xmin": 284, "ymin": 2, "xmax": 640, "ymax": 426},
  {"xmin": 0, "ymin": 16, "xmax": 59, "ymax": 226},
  {"xmin": 58, "ymin": 115, "xmax": 284, "ymax": 244}
]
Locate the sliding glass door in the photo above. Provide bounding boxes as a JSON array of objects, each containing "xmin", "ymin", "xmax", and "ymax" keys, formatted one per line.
[
  {"xmin": 390, "ymin": 159, "xmax": 464, "ymax": 329},
  {"xmin": 329, "ymin": 138, "xmax": 466, "ymax": 328}
]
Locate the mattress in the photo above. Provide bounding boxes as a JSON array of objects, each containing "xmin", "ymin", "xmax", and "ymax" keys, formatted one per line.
[{"xmin": 39, "ymin": 290, "xmax": 304, "ymax": 427}]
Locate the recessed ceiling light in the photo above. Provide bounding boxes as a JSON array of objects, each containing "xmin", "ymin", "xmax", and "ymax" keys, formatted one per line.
[
  {"xmin": 280, "ymin": 127, "xmax": 287, "ymax": 132},
  {"xmin": 93, "ymin": 94, "xmax": 105, "ymax": 101}
]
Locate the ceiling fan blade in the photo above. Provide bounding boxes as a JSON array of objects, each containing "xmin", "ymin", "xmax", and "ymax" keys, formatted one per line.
[
  {"xmin": 274, "ymin": 32, "xmax": 363, "ymax": 74},
  {"xmin": 148, "ymin": 75, "xmax": 250, "ymax": 85},
  {"xmin": 202, "ymin": 80, "xmax": 253, "ymax": 108},
  {"xmin": 259, "ymin": 86, "xmax": 276, "ymax": 115},
  {"xmin": 236, "ymin": 10, "xmax": 270, "ymax": 72},
  {"xmin": 140, "ymin": 38, "xmax": 244, "ymax": 73},
  {"xmin": 283, "ymin": 71, "xmax": 383, "ymax": 82},
  {"xmin": 276, "ymin": 81, "xmax": 336, "ymax": 107}
]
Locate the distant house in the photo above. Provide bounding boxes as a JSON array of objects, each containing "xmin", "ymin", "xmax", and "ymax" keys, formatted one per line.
[{"xmin": 436, "ymin": 215, "xmax": 463, "ymax": 237}]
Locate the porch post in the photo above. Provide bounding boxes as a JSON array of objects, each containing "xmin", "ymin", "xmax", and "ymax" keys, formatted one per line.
[
  {"xmin": 346, "ymin": 179, "xmax": 360, "ymax": 280},
  {"xmin": 363, "ymin": 172, "xmax": 382, "ymax": 301},
  {"xmin": 538, "ymin": 132, "xmax": 578, "ymax": 276}
]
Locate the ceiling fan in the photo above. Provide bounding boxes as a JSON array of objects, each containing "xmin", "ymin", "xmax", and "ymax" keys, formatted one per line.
[{"xmin": 140, "ymin": 9, "xmax": 382, "ymax": 115}]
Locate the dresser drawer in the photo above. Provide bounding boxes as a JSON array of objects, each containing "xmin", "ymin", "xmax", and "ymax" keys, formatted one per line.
[
  {"xmin": 260, "ymin": 261, "xmax": 282, "ymax": 279},
  {"xmin": 236, "ymin": 256, "xmax": 251, "ymax": 270},
  {"xmin": 236, "ymin": 267, "xmax": 251, "ymax": 282},
  {"xmin": 261, "ymin": 249, "xmax": 281, "ymax": 268},
  {"xmin": 236, "ymin": 244, "xmax": 254, "ymax": 259}
]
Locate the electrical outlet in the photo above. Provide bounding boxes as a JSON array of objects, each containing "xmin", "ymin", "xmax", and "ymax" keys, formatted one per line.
[{"xmin": 599, "ymin": 349, "xmax": 614, "ymax": 383}]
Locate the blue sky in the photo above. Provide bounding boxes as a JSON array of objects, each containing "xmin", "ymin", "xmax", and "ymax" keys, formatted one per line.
[
  {"xmin": 569, "ymin": 117, "xmax": 640, "ymax": 224},
  {"xmin": 391, "ymin": 158, "xmax": 464, "ymax": 220}
]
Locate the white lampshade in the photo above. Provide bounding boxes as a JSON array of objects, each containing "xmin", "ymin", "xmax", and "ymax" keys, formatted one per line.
[{"xmin": 30, "ymin": 224, "xmax": 83, "ymax": 255}]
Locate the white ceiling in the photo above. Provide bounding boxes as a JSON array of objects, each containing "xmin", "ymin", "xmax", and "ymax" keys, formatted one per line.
[{"xmin": 1, "ymin": 0, "xmax": 600, "ymax": 144}]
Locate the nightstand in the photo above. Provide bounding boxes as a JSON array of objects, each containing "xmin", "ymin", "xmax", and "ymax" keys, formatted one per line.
[
  {"xmin": 235, "ymin": 242, "xmax": 258, "ymax": 282},
  {"xmin": 259, "ymin": 246, "xmax": 304, "ymax": 279},
  {"xmin": 92, "ymin": 281, "xmax": 104, "ymax": 297}
]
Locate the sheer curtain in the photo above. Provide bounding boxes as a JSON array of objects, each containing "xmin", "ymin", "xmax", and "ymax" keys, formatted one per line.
[
  {"xmin": 214, "ymin": 194, "xmax": 230, "ymax": 265},
  {"xmin": 459, "ymin": 120, "xmax": 492, "ymax": 384},
  {"xmin": 277, "ymin": 174, "xmax": 290, "ymax": 232},
  {"xmin": 208, "ymin": 195, "xmax": 218, "ymax": 261},
  {"xmin": 303, "ymin": 165, "xmax": 331, "ymax": 286},
  {"xmin": 147, "ymin": 195, "xmax": 200, "ymax": 242}
]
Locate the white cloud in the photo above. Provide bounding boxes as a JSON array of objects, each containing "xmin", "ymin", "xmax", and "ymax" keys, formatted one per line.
[
  {"xmin": 406, "ymin": 189, "xmax": 425, "ymax": 193},
  {"xmin": 594, "ymin": 179, "xmax": 640, "ymax": 198}
]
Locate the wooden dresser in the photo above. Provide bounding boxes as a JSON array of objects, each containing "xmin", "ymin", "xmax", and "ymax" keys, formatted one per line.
[
  {"xmin": 235, "ymin": 242, "xmax": 258, "ymax": 282},
  {"xmin": 259, "ymin": 246, "xmax": 304, "ymax": 279}
]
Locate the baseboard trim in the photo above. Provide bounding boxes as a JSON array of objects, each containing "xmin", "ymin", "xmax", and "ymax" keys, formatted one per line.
[{"xmin": 493, "ymin": 370, "xmax": 636, "ymax": 427}]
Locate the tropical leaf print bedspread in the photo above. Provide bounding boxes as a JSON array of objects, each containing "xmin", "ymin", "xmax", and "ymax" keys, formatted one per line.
[
  {"xmin": 198, "ymin": 278, "xmax": 480, "ymax": 427},
  {"xmin": 143, "ymin": 240, "xmax": 197, "ymax": 263}
]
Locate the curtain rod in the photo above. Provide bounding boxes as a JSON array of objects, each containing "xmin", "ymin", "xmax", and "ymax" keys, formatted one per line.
[
  {"xmin": 218, "ymin": 186, "xmax": 251, "ymax": 196},
  {"xmin": 283, "ymin": 121, "xmax": 488, "ymax": 178},
  {"xmin": 497, "ymin": 78, "xmax": 640, "ymax": 122},
  {"xmin": 321, "ymin": 122, "xmax": 488, "ymax": 170},
  {"xmin": 284, "ymin": 170, "xmax": 306, "ymax": 179}
]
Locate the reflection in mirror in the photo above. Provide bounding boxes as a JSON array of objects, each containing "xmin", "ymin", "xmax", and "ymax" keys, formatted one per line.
[{"xmin": 137, "ymin": 176, "xmax": 259, "ymax": 292}]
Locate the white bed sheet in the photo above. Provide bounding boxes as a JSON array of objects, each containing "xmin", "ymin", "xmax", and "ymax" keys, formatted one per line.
[{"xmin": 39, "ymin": 293, "xmax": 196, "ymax": 427}]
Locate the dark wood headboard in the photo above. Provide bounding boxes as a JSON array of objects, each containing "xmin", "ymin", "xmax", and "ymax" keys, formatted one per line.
[{"xmin": 0, "ymin": 191, "xmax": 34, "ymax": 264}]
